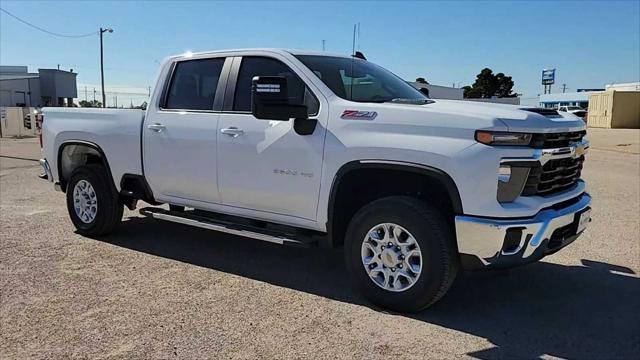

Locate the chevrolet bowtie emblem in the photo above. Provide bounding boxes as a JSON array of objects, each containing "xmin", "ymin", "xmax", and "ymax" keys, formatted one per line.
[{"xmin": 571, "ymin": 143, "xmax": 586, "ymax": 158}]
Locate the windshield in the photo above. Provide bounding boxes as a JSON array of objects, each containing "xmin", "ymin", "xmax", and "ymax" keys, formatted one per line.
[
  {"xmin": 567, "ymin": 106, "xmax": 582, "ymax": 110},
  {"xmin": 295, "ymin": 55, "xmax": 428, "ymax": 103}
]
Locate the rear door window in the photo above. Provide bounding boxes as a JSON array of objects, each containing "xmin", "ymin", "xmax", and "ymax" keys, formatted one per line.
[{"xmin": 165, "ymin": 58, "xmax": 225, "ymax": 110}]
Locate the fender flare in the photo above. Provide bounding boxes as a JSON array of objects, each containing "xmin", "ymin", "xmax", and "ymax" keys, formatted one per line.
[
  {"xmin": 56, "ymin": 140, "xmax": 117, "ymax": 192},
  {"xmin": 325, "ymin": 160, "xmax": 463, "ymax": 246}
]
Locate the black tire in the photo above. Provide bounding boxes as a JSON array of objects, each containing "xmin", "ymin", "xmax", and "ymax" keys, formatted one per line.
[
  {"xmin": 65, "ymin": 164, "xmax": 123, "ymax": 237},
  {"xmin": 344, "ymin": 196, "xmax": 459, "ymax": 312}
]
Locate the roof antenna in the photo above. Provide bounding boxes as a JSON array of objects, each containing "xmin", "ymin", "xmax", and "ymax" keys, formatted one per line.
[
  {"xmin": 353, "ymin": 51, "xmax": 366, "ymax": 60},
  {"xmin": 349, "ymin": 24, "xmax": 357, "ymax": 101},
  {"xmin": 351, "ymin": 23, "xmax": 366, "ymax": 60},
  {"xmin": 351, "ymin": 24, "xmax": 356, "ymax": 59}
]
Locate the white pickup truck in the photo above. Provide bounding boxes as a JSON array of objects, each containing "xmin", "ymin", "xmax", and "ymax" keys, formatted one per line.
[{"xmin": 40, "ymin": 49, "xmax": 591, "ymax": 312}]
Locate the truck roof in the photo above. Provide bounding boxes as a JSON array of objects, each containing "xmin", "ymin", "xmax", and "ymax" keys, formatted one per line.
[{"xmin": 167, "ymin": 48, "xmax": 351, "ymax": 60}]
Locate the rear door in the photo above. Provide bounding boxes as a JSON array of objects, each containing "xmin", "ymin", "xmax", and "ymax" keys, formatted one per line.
[
  {"xmin": 216, "ymin": 55, "xmax": 326, "ymax": 221},
  {"xmin": 143, "ymin": 56, "xmax": 230, "ymax": 205}
]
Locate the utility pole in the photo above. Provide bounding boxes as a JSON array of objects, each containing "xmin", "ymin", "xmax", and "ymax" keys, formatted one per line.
[
  {"xmin": 562, "ymin": 84, "xmax": 567, "ymax": 93},
  {"xmin": 84, "ymin": 86, "xmax": 87, "ymax": 101},
  {"xmin": 322, "ymin": 39, "xmax": 325, "ymax": 51},
  {"xmin": 114, "ymin": 95, "xmax": 117, "ymax": 108},
  {"xmin": 93, "ymin": 88, "xmax": 96, "ymax": 102},
  {"xmin": 148, "ymin": 86, "xmax": 151, "ymax": 97},
  {"xmin": 100, "ymin": 27, "xmax": 114, "ymax": 108}
]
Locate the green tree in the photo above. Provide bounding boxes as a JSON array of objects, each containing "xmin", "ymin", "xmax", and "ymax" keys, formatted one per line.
[
  {"xmin": 463, "ymin": 68, "xmax": 516, "ymax": 98},
  {"xmin": 79, "ymin": 100, "xmax": 102, "ymax": 107},
  {"xmin": 415, "ymin": 77, "xmax": 429, "ymax": 84},
  {"xmin": 134, "ymin": 101, "xmax": 148, "ymax": 110}
]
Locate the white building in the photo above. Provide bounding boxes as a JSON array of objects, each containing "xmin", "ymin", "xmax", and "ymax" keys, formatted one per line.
[
  {"xmin": 538, "ymin": 91, "xmax": 599, "ymax": 109},
  {"xmin": 0, "ymin": 66, "xmax": 78, "ymax": 107},
  {"xmin": 408, "ymin": 82, "xmax": 520, "ymax": 104},
  {"xmin": 606, "ymin": 82, "xmax": 640, "ymax": 91},
  {"xmin": 408, "ymin": 82, "xmax": 464, "ymax": 100},
  {"xmin": 465, "ymin": 97, "xmax": 520, "ymax": 105},
  {"xmin": 539, "ymin": 82, "xmax": 639, "ymax": 109}
]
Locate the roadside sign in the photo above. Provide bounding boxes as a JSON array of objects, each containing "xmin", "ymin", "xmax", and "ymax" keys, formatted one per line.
[{"xmin": 542, "ymin": 69, "xmax": 555, "ymax": 85}]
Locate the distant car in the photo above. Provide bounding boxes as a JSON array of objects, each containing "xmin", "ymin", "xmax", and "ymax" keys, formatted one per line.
[{"xmin": 558, "ymin": 106, "xmax": 588, "ymax": 121}]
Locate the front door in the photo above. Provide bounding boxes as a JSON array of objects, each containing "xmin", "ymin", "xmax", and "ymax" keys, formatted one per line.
[
  {"xmin": 217, "ymin": 56, "xmax": 326, "ymax": 221},
  {"xmin": 143, "ymin": 56, "xmax": 229, "ymax": 204}
]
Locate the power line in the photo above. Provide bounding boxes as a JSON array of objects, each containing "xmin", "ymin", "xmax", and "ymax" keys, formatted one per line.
[{"xmin": 0, "ymin": 7, "xmax": 97, "ymax": 38}]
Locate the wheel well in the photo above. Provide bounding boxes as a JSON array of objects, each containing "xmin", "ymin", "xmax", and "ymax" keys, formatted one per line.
[
  {"xmin": 58, "ymin": 143, "xmax": 112, "ymax": 192},
  {"xmin": 328, "ymin": 165, "xmax": 461, "ymax": 248}
]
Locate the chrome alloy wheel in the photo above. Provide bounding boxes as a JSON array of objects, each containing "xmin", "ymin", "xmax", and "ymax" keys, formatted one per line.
[
  {"xmin": 73, "ymin": 179, "xmax": 98, "ymax": 223},
  {"xmin": 361, "ymin": 223, "xmax": 423, "ymax": 292}
]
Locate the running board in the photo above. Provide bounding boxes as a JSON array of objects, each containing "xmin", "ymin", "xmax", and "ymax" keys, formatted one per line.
[{"xmin": 139, "ymin": 207, "xmax": 316, "ymax": 247}]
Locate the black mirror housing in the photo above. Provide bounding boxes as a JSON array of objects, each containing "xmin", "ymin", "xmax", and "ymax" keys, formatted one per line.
[{"xmin": 251, "ymin": 76, "xmax": 308, "ymax": 121}]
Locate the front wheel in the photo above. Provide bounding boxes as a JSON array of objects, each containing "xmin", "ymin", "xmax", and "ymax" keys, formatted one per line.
[
  {"xmin": 344, "ymin": 196, "xmax": 459, "ymax": 312},
  {"xmin": 65, "ymin": 164, "xmax": 123, "ymax": 236}
]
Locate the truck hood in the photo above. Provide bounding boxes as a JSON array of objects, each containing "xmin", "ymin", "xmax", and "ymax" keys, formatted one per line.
[
  {"xmin": 421, "ymin": 100, "xmax": 586, "ymax": 133},
  {"xmin": 341, "ymin": 99, "xmax": 587, "ymax": 134}
]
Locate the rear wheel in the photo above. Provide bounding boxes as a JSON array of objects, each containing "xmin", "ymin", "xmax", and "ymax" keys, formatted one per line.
[
  {"xmin": 344, "ymin": 196, "xmax": 458, "ymax": 312},
  {"xmin": 65, "ymin": 164, "xmax": 123, "ymax": 236}
]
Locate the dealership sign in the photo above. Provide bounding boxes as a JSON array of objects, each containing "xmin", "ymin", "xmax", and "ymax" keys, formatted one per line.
[{"xmin": 542, "ymin": 69, "xmax": 555, "ymax": 85}]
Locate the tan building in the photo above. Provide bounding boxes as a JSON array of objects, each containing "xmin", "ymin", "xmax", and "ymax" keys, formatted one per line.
[{"xmin": 588, "ymin": 86, "xmax": 640, "ymax": 129}]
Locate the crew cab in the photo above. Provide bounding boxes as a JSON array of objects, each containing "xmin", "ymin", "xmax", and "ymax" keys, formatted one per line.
[{"xmin": 40, "ymin": 49, "xmax": 591, "ymax": 312}]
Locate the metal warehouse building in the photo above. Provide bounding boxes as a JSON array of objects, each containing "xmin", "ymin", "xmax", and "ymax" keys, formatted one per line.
[
  {"xmin": 588, "ymin": 90, "xmax": 640, "ymax": 128},
  {"xmin": 538, "ymin": 82, "xmax": 639, "ymax": 129},
  {"xmin": 0, "ymin": 66, "xmax": 77, "ymax": 107}
]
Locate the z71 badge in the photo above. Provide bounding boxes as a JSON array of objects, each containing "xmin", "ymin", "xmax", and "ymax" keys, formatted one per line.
[{"xmin": 341, "ymin": 110, "xmax": 378, "ymax": 120}]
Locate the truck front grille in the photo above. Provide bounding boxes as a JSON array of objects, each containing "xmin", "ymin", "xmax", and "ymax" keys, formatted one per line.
[
  {"xmin": 522, "ymin": 155, "xmax": 585, "ymax": 196},
  {"xmin": 530, "ymin": 131, "xmax": 586, "ymax": 148},
  {"xmin": 531, "ymin": 130, "xmax": 587, "ymax": 149}
]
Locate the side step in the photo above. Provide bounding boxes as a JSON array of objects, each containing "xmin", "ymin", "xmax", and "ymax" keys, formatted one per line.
[{"xmin": 139, "ymin": 207, "xmax": 316, "ymax": 247}]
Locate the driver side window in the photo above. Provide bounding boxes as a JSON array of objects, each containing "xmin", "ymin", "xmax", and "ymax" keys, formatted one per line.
[{"xmin": 233, "ymin": 57, "xmax": 319, "ymax": 115}]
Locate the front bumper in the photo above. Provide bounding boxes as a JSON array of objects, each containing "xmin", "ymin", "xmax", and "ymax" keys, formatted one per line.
[
  {"xmin": 39, "ymin": 158, "xmax": 62, "ymax": 191},
  {"xmin": 455, "ymin": 193, "xmax": 591, "ymax": 270},
  {"xmin": 39, "ymin": 158, "xmax": 53, "ymax": 181}
]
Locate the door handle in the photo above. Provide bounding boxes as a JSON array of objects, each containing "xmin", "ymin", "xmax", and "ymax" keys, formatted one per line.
[
  {"xmin": 220, "ymin": 127, "xmax": 244, "ymax": 138},
  {"xmin": 147, "ymin": 123, "xmax": 166, "ymax": 132}
]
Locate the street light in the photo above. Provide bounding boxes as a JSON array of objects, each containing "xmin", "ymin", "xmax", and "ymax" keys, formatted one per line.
[{"xmin": 100, "ymin": 27, "xmax": 113, "ymax": 108}]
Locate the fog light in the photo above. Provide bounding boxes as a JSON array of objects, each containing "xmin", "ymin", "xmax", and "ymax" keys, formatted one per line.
[
  {"xmin": 497, "ymin": 164, "xmax": 531, "ymax": 203},
  {"xmin": 498, "ymin": 164, "xmax": 511, "ymax": 183}
]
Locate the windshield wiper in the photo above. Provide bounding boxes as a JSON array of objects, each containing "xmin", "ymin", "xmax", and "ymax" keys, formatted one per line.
[
  {"xmin": 356, "ymin": 98, "xmax": 433, "ymax": 104},
  {"xmin": 357, "ymin": 99, "xmax": 393, "ymax": 103},
  {"xmin": 389, "ymin": 98, "xmax": 432, "ymax": 104}
]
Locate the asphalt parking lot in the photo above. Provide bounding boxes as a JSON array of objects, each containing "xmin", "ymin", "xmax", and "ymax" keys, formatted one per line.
[{"xmin": 1, "ymin": 130, "xmax": 639, "ymax": 359}]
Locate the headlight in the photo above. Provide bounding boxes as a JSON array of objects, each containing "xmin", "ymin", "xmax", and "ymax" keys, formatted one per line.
[{"xmin": 476, "ymin": 131, "xmax": 532, "ymax": 146}]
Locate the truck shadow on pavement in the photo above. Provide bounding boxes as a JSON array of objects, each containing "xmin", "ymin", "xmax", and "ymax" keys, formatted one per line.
[{"xmin": 102, "ymin": 216, "xmax": 640, "ymax": 360}]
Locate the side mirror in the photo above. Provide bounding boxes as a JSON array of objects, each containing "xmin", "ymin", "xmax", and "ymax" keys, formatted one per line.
[{"xmin": 251, "ymin": 76, "xmax": 308, "ymax": 121}]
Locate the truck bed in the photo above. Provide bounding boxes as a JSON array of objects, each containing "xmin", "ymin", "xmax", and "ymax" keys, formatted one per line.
[{"xmin": 42, "ymin": 107, "xmax": 145, "ymax": 191}]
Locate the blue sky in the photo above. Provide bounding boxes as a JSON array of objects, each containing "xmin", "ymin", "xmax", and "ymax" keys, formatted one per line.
[{"xmin": 1, "ymin": 0, "xmax": 639, "ymax": 106}]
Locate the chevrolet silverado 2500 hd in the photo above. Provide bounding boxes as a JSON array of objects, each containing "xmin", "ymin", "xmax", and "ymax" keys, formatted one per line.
[{"xmin": 40, "ymin": 49, "xmax": 591, "ymax": 312}]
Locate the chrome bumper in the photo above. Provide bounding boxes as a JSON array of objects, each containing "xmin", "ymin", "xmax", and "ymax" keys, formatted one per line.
[
  {"xmin": 39, "ymin": 158, "xmax": 53, "ymax": 181},
  {"xmin": 455, "ymin": 193, "xmax": 592, "ymax": 270},
  {"xmin": 39, "ymin": 158, "xmax": 62, "ymax": 191}
]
